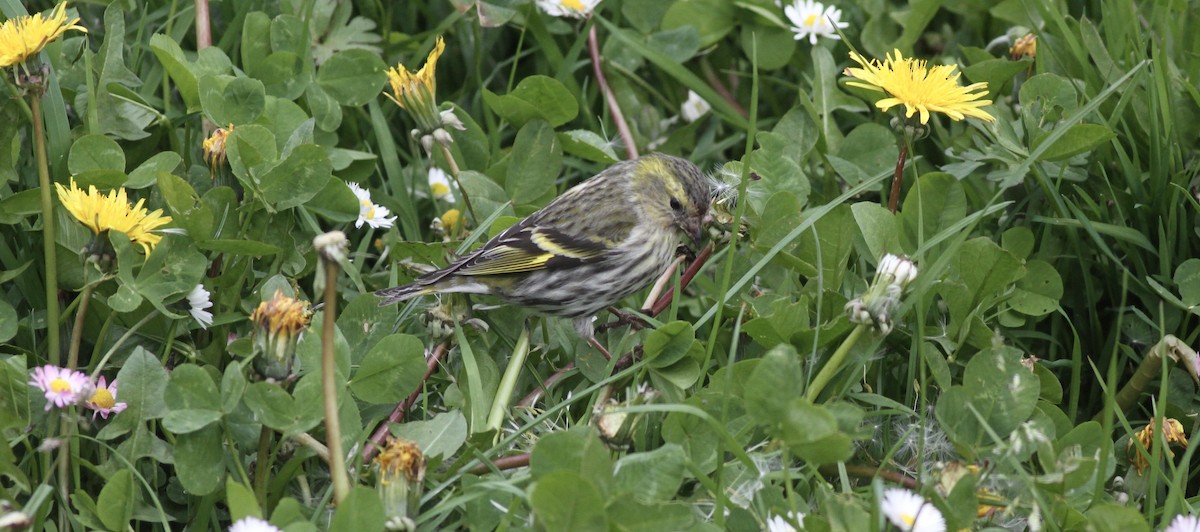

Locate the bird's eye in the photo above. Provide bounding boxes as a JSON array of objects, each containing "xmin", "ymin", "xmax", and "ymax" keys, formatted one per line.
[{"xmin": 669, "ymin": 198, "xmax": 683, "ymax": 211}]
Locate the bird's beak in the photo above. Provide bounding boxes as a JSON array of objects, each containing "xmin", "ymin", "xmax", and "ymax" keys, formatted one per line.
[{"xmin": 682, "ymin": 218, "xmax": 703, "ymax": 247}]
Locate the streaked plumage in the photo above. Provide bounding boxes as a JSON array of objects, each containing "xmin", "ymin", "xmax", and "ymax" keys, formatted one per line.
[{"xmin": 376, "ymin": 153, "xmax": 712, "ymax": 338}]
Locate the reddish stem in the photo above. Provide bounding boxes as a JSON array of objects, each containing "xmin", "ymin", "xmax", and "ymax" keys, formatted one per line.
[
  {"xmin": 700, "ymin": 60, "xmax": 747, "ymax": 118},
  {"xmin": 194, "ymin": 0, "xmax": 211, "ymax": 49},
  {"xmin": 468, "ymin": 453, "xmax": 530, "ymax": 475},
  {"xmin": 818, "ymin": 463, "xmax": 918, "ymax": 489},
  {"xmin": 361, "ymin": 342, "xmax": 449, "ymax": 463},
  {"xmin": 589, "ymin": 25, "xmax": 638, "ymax": 159},
  {"xmin": 649, "ymin": 243, "xmax": 714, "ymax": 317}
]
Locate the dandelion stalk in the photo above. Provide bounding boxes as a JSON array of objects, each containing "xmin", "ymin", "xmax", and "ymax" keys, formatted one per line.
[
  {"xmin": 486, "ymin": 325, "xmax": 531, "ymax": 433},
  {"xmin": 31, "ymin": 92, "xmax": 60, "ymax": 364},
  {"xmin": 888, "ymin": 139, "xmax": 908, "ymax": 213},
  {"xmin": 436, "ymin": 142, "xmax": 479, "ymax": 224},
  {"xmin": 314, "ymin": 232, "xmax": 351, "ymax": 505},
  {"xmin": 805, "ymin": 324, "xmax": 868, "ymax": 402},
  {"xmin": 66, "ymin": 284, "xmax": 96, "ymax": 371}
]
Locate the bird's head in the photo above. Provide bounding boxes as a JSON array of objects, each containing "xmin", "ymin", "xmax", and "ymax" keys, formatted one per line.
[{"xmin": 631, "ymin": 153, "xmax": 712, "ymax": 246}]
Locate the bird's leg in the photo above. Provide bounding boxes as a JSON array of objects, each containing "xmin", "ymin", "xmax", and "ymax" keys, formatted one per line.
[
  {"xmin": 587, "ymin": 336, "xmax": 613, "ymax": 360},
  {"xmin": 605, "ymin": 306, "xmax": 650, "ymax": 331},
  {"xmin": 574, "ymin": 316, "xmax": 612, "ymax": 360}
]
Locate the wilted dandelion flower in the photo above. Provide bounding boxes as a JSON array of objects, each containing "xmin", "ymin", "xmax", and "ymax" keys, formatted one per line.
[
  {"xmin": 1128, "ymin": 418, "xmax": 1189, "ymax": 475},
  {"xmin": 537, "ymin": 0, "xmax": 602, "ymax": 18},
  {"xmin": 680, "ymin": 90, "xmax": 711, "ymax": 123},
  {"xmin": 881, "ymin": 488, "xmax": 945, "ymax": 532},
  {"xmin": 427, "ymin": 167, "xmax": 456, "ymax": 202},
  {"xmin": 55, "ymin": 179, "xmax": 173, "ymax": 255},
  {"xmin": 0, "ymin": 2, "xmax": 86, "ymax": 69},
  {"xmin": 188, "ymin": 284, "xmax": 214, "ymax": 329},
  {"xmin": 784, "ymin": 0, "xmax": 849, "ymax": 45},
  {"xmin": 844, "ymin": 49, "xmax": 995, "ymax": 125},
  {"xmin": 250, "ymin": 290, "xmax": 311, "ymax": 380},
  {"xmin": 348, "ymin": 182, "xmax": 397, "ymax": 230},
  {"xmin": 228, "ymin": 516, "xmax": 281, "ymax": 532},
  {"xmin": 385, "ymin": 36, "xmax": 446, "ymax": 131},
  {"xmin": 1010, "ymin": 33, "xmax": 1036, "ymax": 60},
  {"xmin": 202, "ymin": 124, "xmax": 233, "ymax": 169},
  {"xmin": 29, "ymin": 365, "xmax": 90, "ymax": 410},
  {"xmin": 84, "ymin": 376, "xmax": 127, "ymax": 420},
  {"xmin": 374, "ymin": 437, "xmax": 425, "ymax": 531}
]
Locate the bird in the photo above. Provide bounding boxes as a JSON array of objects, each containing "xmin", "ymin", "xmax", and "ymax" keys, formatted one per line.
[{"xmin": 376, "ymin": 153, "xmax": 713, "ymax": 349}]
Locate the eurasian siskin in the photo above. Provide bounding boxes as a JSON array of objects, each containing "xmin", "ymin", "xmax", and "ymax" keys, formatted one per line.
[{"xmin": 376, "ymin": 153, "xmax": 712, "ymax": 339}]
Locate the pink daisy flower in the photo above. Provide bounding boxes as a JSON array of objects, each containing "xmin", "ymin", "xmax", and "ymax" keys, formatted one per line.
[
  {"xmin": 84, "ymin": 376, "xmax": 128, "ymax": 420},
  {"xmin": 29, "ymin": 365, "xmax": 90, "ymax": 411}
]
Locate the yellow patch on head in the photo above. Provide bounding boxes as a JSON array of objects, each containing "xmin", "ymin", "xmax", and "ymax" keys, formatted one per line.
[{"xmin": 561, "ymin": 0, "xmax": 585, "ymax": 11}]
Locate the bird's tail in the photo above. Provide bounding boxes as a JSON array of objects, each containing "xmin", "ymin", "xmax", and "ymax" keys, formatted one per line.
[{"xmin": 375, "ymin": 283, "xmax": 436, "ymax": 306}]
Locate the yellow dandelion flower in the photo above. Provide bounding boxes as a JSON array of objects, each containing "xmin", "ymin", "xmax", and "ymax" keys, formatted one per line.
[
  {"xmin": 1010, "ymin": 33, "xmax": 1036, "ymax": 60},
  {"xmin": 1128, "ymin": 418, "xmax": 1189, "ymax": 475},
  {"xmin": 0, "ymin": 2, "xmax": 87, "ymax": 69},
  {"xmin": 202, "ymin": 123, "xmax": 233, "ymax": 169},
  {"xmin": 440, "ymin": 208, "xmax": 462, "ymax": 233},
  {"xmin": 844, "ymin": 49, "xmax": 995, "ymax": 125},
  {"xmin": 54, "ymin": 179, "xmax": 173, "ymax": 254},
  {"xmin": 384, "ymin": 36, "xmax": 445, "ymax": 132}
]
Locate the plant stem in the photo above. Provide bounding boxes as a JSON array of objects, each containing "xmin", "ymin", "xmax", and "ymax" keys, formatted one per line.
[
  {"xmin": 361, "ymin": 342, "xmax": 449, "ymax": 463},
  {"xmin": 320, "ymin": 262, "xmax": 350, "ymax": 505},
  {"xmin": 467, "ymin": 453, "xmax": 530, "ymax": 475},
  {"xmin": 588, "ymin": 25, "xmax": 638, "ymax": 159},
  {"xmin": 486, "ymin": 326, "xmax": 531, "ymax": 433},
  {"xmin": 436, "ymin": 142, "xmax": 478, "ymax": 223},
  {"xmin": 90, "ymin": 312, "xmax": 157, "ymax": 381},
  {"xmin": 805, "ymin": 324, "xmax": 868, "ymax": 402},
  {"xmin": 888, "ymin": 141, "xmax": 908, "ymax": 213},
  {"xmin": 254, "ymin": 426, "xmax": 272, "ymax": 511},
  {"xmin": 649, "ymin": 244, "xmax": 714, "ymax": 316},
  {"xmin": 194, "ymin": 0, "xmax": 211, "ymax": 49},
  {"xmin": 31, "ymin": 93, "xmax": 60, "ymax": 364},
  {"xmin": 66, "ymin": 284, "xmax": 95, "ymax": 371}
]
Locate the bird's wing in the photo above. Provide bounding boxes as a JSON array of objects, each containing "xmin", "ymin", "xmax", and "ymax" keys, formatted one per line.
[{"xmin": 453, "ymin": 223, "xmax": 612, "ymax": 275}]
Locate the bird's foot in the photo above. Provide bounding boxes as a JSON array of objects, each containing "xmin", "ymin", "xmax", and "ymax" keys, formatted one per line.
[{"xmin": 603, "ymin": 306, "xmax": 650, "ymax": 331}]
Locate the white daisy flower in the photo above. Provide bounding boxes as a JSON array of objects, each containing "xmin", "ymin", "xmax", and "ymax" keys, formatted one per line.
[
  {"xmin": 348, "ymin": 183, "xmax": 397, "ymax": 230},
  {"xmin": 1165, "ymin": 515, "xmax": 1200, "ymax": 532},
  {"xmin": 188, "ymin": 284, "xmax": 214, "ymax": 329},
  {"xmin": 536, "ymin": 0, "xmax": 602, "ymax": 18},
  {"xmin": 427, "ymin": 167, "xmax": 456, "ymax": 203},
  {"xmin": 784, "ymin": 0, "xmax": 849, "ymax": 45},
  {"xmin": 881, "ymin": 488, "xmax": 945, "ymax": 532},
  {"xmin": 681, "ymin": 90, "xmax": 711, "ymax": 123},
  {"xmin": 767, "ymin": 511, "xmax": 805, "ymax": 532},
  {"xmin": 228, "ymin": 516, "xmax": 281, "ymax": 532}
]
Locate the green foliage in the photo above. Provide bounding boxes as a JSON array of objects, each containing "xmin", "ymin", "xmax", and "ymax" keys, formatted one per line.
[{"xmin": 2, "ymin": 0, "xmax": 1198, "ymax": 529}]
